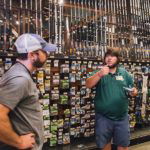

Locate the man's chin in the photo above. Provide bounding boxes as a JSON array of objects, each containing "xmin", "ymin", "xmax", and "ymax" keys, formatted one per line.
[{"xmin": 108, "ymin": 64, "xmax": 117, "ymax": 68}]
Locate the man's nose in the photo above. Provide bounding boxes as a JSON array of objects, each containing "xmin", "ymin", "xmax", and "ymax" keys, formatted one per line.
[{"xmin": 108, "ymin": 57, "xmax": 112, "ymax": 60}]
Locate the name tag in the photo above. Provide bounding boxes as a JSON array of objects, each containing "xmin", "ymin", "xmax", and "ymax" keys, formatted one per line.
[{"xmin": 116, "ymin": 76, "xmax": 124, "ymax": 81}]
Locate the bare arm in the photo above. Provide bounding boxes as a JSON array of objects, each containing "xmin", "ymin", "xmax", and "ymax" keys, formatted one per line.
[
  {"xmin": 0, "ymin": 104, "xmax": 35, "ymax": 149},
  {"xmin": 86, "ymin": 66, "xmax": 110, "ymax": 88},
  {"xmin": 86, "ymin": 72, "xmax": 102, "ymax": 88}
]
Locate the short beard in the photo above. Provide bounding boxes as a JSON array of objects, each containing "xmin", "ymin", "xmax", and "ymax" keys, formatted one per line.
[
  {"xmin": 32, "ymin": 58, "xmax": 45, "ymax": 68},
  {"xmin": 108, "ymin": 62, "xmax": 118, "ymax": 69}
]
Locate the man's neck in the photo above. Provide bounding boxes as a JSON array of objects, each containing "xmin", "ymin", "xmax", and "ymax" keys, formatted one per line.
[
  {"xmin": 109, "ymin": 67, "xmax": 117, "ymax": 74},
  {"xmin": 17, "ymin": 59, "xmax": 36, "ymax": 73}
]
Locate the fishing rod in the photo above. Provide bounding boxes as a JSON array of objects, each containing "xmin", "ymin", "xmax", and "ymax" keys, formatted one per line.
[{"xmin": 54, "ymin": 0, "xmax": 58, "ymax": 54}]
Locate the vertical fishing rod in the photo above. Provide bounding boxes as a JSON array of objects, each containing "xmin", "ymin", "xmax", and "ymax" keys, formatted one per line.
[
  {"xmin": 139, "ymin": 0, "xmax": 144, "ymax": 60},
  {"xmin": 99, "ymin": 0, "xmax": 103, "ymax": 58},
  {"xmin": 54, "ymin": 0, "xmax": 58, "ymax": 54},
  {"xmin": 58, "ymin": 0, "xmax": 64, "ymax": 54},
  {"xmin": 95, "ymin": 0, "xmax": 99, "ymax": 57},
  {"xmin": 145, "ymin": 0, "xmax": 149, "ymax": 59},
  {"xmin": 146, "ymin": 0, "xmax": 150, "ymax": 59},
  {"xmin": 25, "ymin": 0, "xmax": 28, "ymax": 33},
  {"xmin": 9, "ymin": 0, "xmax": 13, "ymax": 51},
  {"xmin": 69, "ymin": 0, "xmax": 74, "ymax": 55},
  {"xmin": 112, "ymin": 0, "xmax": 116, "ymax": 47},
  {"xmin": 97, "ymin": 0, "xmax": 101, "ymax": 57},
  {"xmin": 90, "ymin": 0, "xmax": 95, "ymax": 57},
  {"xmin": 106, "ymin": 0, "xmax": 111, "ymax": 49},
  {"xmin": 29, "ymin": 0, "xmax": 33, "ymax": 33},
  {"xmin": 84, "ymin": 0, "xmax": 88, "ymax": 56},
  {"xmin": 27, "ymin": 0, "xmax": 30, "ymax": 33},
  {"xmin": 80, "ymin": 0, "xmax": 84, "ymax": 57},
  {"xmin": 114, "ymin": 0, "xmax": 118, "ymax": 48},
  {"xmin": 3, "ymin": 0, "xmax": 7, "ymax": 51},
  {"xmin": 40, "ymin": 0, "xmax": 42, "ymax": 37},
  {"xmin": 120, "ymin": 0, "xmax": 125, "ymax": 51},
  {"xmin": 35, "ymin": 0, "xmax": 38, "ymax": 34},
  {"xmin": 135, "ymin": 0, "xmax": 141, "ymax": 60},
  {"xmin": 123, "ymin": 0, "xmax": 128, "ymax": 52},
  {"xmin": 74, "ymin": 0, "xmax": 78, "ymax": 54},
  {"xmin": 88, "ymin": 0, "xmax": 92, "ymax": 57},
  {"xmin": 110, "ymin": 0, "xmax": 113, "ymax": 48},
  {"xmin": 103, "ymin": 0, "xmax": 107, "ymax": 54},
  {"xmin": 77, "ymin": 0, "xmax": 81, "ymax": 56},
  {"xmin": 48, "ymin": 0, "xmax": 52, "ymax": 43}
]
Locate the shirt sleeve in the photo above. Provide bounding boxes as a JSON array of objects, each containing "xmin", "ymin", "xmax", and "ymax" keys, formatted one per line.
[
  {"xmin": 87, "ymin": 70, "xmax": 99, "ymax": 78},
  {"xmin": 0, "ymin": 77, "xmax": 29, "ymax": 110},
  {"xmin": 125, "ymin": 71, "xmax": 134, "ymax": 88}
]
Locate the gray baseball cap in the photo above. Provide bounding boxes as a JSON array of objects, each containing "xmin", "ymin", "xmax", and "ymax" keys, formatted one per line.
[{"xmin": 14, "ymin": 33, "xmax": 57, "ymax": 53}]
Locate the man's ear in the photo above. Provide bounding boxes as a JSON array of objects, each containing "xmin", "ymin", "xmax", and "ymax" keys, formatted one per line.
[{"xmin": 28, "ymin": 52, "xmax": 35, "ymax": 60}]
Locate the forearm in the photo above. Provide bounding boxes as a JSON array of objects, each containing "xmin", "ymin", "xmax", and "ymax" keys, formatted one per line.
[
  {"xmin": 86, "ymin": 72, "xmax": 102, "ymax": 88},
  {"xmin": 0, "ymin": 114, "xmax": 21, "ymax": 148}
]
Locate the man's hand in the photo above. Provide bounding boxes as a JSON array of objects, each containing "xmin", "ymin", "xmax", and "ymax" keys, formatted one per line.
[
  {"xmin": 129, "ymin": 87, "xmax": 138, "ymax": 97},
  {"xmin": 86, "ymin": 65, "xmax": 110, "ymax": 89},
  {"xmin": 17, "ymin": 133, "xmax": 35, "ymax": 149},
  {"xmin": 98, "ymin": 65, "xmax": 110, "ymax": 78},
  {"xmin": 0, "ymin": 104, "xmax": 36, "ymax": 149}
]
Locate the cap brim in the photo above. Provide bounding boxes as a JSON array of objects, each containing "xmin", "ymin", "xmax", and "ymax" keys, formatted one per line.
[{"xmin": 43, "ymin": 43, "xmax": 57, "ymax": 52}]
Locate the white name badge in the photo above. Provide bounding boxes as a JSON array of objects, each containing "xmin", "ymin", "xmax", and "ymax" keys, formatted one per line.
[{"xmin": 115, "ymin": 76, "xmax": 124, "ymax": 81}]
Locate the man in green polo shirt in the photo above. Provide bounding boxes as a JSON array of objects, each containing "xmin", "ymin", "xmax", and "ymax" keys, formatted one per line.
[{"xmin": 86, "ymin": 49, "xmax": 137, "ymax": 150}]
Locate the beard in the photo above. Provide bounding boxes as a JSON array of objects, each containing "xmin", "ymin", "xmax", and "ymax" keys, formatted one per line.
[
  {"xmin": 32, "ymin": 57, "xmax": 46, "ymax": 68},
  {"xmin": 107, "ymin": 61, "xmax": 118, "ymax": 69}
]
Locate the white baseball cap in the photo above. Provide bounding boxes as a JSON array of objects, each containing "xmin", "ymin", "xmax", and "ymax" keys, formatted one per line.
[{"xmin": 14, "ymin": 33, "xmax": 57, "ymax": 53}]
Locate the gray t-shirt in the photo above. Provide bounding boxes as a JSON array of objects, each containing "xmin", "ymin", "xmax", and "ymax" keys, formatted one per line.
[{"xmin": 0, "ymin": 63, "xmax": 44, "ymax": 150}]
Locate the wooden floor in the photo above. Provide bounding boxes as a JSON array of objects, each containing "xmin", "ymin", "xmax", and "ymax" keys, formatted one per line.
[{"xmin": 129, "ymin": 141, "xmax": 150, "ymax": 150}]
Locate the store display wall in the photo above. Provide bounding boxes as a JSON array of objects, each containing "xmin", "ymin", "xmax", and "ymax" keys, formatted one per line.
[{"xmin": 0, "ymin": 0, "xmax": 150, "ymax": 147}]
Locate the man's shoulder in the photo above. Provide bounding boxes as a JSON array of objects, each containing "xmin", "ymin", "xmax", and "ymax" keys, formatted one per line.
[
  {"xmin": 0, "ymin": 64, "xmax": 32, "ymax": 85},
  {"xmin": 118, "ymin": 67, "xmax": 133, "ymax": 81},
  {"xmin": 118, "ymin": 67, "xmax": 128, "ymax": 74},
  {"xmin": 1, "ymin": 73, "xmax": 29, "ymax": 87},
  {"xmin": 5, "ymin": 63, "xmax": 31, "ymax": 79}
]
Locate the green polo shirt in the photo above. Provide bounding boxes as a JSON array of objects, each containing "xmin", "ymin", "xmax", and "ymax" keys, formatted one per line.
[{"xmin": 93, "ymin": 67, "xmax": 133, "ymax": 120}]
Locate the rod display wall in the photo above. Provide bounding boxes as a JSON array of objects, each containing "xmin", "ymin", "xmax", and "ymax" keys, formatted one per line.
[{"xmin": 0, "ymin": 0, "xmax": 149, "ymax": 59}]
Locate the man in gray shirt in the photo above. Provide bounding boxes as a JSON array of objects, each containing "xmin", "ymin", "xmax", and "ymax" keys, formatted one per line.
[{"xmin": 0, "ymin": 33, "xmax": 56, "ymax": 150}]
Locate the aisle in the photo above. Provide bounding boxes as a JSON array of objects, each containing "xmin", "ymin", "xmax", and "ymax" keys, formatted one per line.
[{"xmin": 130, "ymin": 142, "xmax": 150, "ymax": 150}]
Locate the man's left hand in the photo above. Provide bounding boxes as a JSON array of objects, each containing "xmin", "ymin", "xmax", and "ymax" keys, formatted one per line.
[{"xmin": 129, "ymin": 87, "xmax": 138, "ymax": 97}]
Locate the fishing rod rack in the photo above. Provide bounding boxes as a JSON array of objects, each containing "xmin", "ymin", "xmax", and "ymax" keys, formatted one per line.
[{"xmin": 0, "ymin": 0, "xmax": 149, "ymax": 60}]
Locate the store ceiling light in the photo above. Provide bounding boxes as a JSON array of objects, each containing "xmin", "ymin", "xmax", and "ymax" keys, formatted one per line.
[
  {"xmin": 16, "ymin": 21, "xmax": 19, "ymax": 25},
  {"xmin": 59, "ymin": 0, "xmax": 64, "ymax": 6}
]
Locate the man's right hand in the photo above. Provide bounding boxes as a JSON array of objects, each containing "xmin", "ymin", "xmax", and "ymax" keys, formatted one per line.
[
  {"xmin": 17, "ymin": 133, "xmax": 35, "ymax": 149},
  {"xmin": 98, "ymin": 66, "xmax": 110, "ymax": 77},
  {"xmin": 86, "ymin": 65, "xmax": 110, "ymax": 89}
]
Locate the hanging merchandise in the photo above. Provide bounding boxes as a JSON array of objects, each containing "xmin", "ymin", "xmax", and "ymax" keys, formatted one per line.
[
  {"xmin": 0, "ymin": 56, "xmax": 149, "ymax": 147},
  {"xmin": 42, "ymin": 94, "xmax": 51, "ymax": 142}
]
